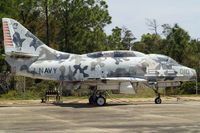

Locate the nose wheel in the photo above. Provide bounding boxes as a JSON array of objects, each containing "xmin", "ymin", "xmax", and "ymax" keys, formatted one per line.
[
  {"xmin": 155, "ymin": 97, "xmax": 162, "ymax": 104},
  {"xmin": 154, "ymin": 91, "xmax": 162, "ymax": 104}
]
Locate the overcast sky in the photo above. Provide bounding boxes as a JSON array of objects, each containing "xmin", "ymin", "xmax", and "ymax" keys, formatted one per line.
[{"xmin": 105, "ymin": 0, "xmax": 200, "ymax": 40}]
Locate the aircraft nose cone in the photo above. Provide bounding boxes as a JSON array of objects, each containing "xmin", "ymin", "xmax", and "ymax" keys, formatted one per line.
[{"xmin": 190, "ymin": 69, "xmax": 197, "ymax": 81}]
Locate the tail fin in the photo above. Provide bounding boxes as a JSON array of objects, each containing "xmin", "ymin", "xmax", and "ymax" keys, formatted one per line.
[
  {"xmin": 2, "ymin": 18, "xmax": 72, "ymax": 60},
  {"xmin": 2, "ymin": 18, "xmax": 71, "ymax": 75},
  {"xmin": 2, "ymin": 18, "xmax": 45, "ymax": 57}
]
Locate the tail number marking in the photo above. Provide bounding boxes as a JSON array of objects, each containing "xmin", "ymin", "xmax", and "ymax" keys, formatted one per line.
[{"xmin": 180, "ymin": 69, "xmax": 190, "ymax": 75}]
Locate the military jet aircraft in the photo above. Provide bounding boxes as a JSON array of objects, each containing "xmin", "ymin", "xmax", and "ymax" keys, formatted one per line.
[{"xmin": 2, "ymin": 18, "xmax": 197, "ymax": 106}]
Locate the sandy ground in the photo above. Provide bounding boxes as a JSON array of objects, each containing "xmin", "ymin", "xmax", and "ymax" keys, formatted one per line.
[{"xmin": 0, "ymin": 97, "xmax": 200, "ymax": 132}]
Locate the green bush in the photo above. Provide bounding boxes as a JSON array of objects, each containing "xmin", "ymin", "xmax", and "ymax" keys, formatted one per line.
[{"xmin": 179, "ymin": 81, "xmax": 200, "ymax": 94}]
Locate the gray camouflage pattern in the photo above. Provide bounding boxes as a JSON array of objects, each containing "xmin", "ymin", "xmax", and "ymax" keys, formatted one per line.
[{"xmin": 2, "ymin": 18, "xmax": 197, "ymax": 89}]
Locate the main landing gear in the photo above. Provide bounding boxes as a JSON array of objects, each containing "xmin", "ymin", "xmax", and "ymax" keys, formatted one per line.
[{"xmin": 88, "ymin": 87, "xmax": 106, "ymax": 106}]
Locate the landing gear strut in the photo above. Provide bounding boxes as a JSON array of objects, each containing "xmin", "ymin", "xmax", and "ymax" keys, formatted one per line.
[{"xmin": 88, "ymin": 87, "xmax": 106, "ymax": 106}]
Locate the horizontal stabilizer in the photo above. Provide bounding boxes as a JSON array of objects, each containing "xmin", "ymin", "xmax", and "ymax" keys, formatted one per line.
[{"xmin": 9, "ymin": 51, "xmax": 39, "ymax": 58}]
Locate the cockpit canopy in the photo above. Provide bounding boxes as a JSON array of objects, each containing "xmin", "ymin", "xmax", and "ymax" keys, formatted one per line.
[
  {"xmin": 86, "ymin": 51, "xmax": 146, "ymax": 58},
  {"xmin": 148, "ymin": 54, "xmax": 180, "ymax": 66}
]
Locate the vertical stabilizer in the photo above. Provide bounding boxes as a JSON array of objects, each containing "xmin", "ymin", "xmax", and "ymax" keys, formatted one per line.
[
  {"xmin": 2, "ymin": 18, "xmax": 71, "ymax": 59},
  {"xmin": 2, "ymin": 18, "xmax": 45, "ymax": 57}
]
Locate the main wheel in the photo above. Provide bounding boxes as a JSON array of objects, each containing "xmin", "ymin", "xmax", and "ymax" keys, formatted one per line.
[
  {"xmin": 96, "ymin": 96, "xmax": 106, "ymax": 106},
  {"xmin": 89, "ymin": 96, "xmax": 94, "ymax": 104},
  {"xmin": 89, "ymin": 96, "xmax": 97, "ymax": 104},
  {"xmin": 155, "ymin": 97, "xmax": 162, "ymax": 104}
]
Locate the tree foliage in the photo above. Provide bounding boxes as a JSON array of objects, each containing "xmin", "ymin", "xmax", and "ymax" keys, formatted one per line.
[
  {"xmin": 165, "ymin": 24, "xmax": 190, "ymax": 64},
  {"xmin": 107, "ymin": 27, "xmax": 123, "ymax": 50},
  {"xmin": 49, "ymin": 0, "xmax": 111, "ymax": 53},
  {"xmin": 0, "ymin": 1, "xmax": 200, "ymax": 95}
]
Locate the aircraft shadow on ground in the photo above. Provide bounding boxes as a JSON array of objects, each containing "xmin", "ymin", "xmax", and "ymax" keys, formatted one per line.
[
  {"xmin": 0, "ymin": 101, "xmax": 180, "ymax": 108},
  {"xmin": 0, "ymin": 105, "xmax": 12, "ymax": 107},
  {"xmin": 53, "ymin": 102, "xmax": 131, "ymax": 108},
  {"xmin": 52, "ymin": 101, "xmax": 180, "ymax": 108},
  {"xmin": 0, "ymin": 103, "xmax": 133, "ymax": 108}
]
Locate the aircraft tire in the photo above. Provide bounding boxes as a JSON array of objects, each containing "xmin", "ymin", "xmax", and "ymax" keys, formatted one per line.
[
  {"xmin": 96, "ymin": 96, "xmax": 106, "ymax": 106},
  {"xmin": 89, "ymin": 96, "xmax": 96, "ymax": 104},
  {"xmin": 155, "ymin": 97, "xmax": 162, "ymax": 104}
]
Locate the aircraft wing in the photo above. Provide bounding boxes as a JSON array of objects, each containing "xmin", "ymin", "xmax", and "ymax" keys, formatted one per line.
[{"xmin": 84, "ymin": 77, "xmax": 147, "ymax": 85}]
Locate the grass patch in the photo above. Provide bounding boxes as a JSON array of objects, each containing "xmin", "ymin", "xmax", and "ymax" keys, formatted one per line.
[{"xmin": 0, "ymin": 90, "xmax": 40, "ymax": 100}]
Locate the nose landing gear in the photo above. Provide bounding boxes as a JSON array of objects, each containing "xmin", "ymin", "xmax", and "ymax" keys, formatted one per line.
[
  {"xmin": 150, "ymin": 82, "xmax": 162, "ymax": 104},
  {"xmin": 154, "ymin": 94, "xmax": 162, "ymax": 104}
]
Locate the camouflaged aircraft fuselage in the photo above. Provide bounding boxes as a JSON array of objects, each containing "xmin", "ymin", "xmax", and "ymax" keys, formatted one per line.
[{"xmin": 2, "ymin": 18, "xmax": 197, "ymax": 86}]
